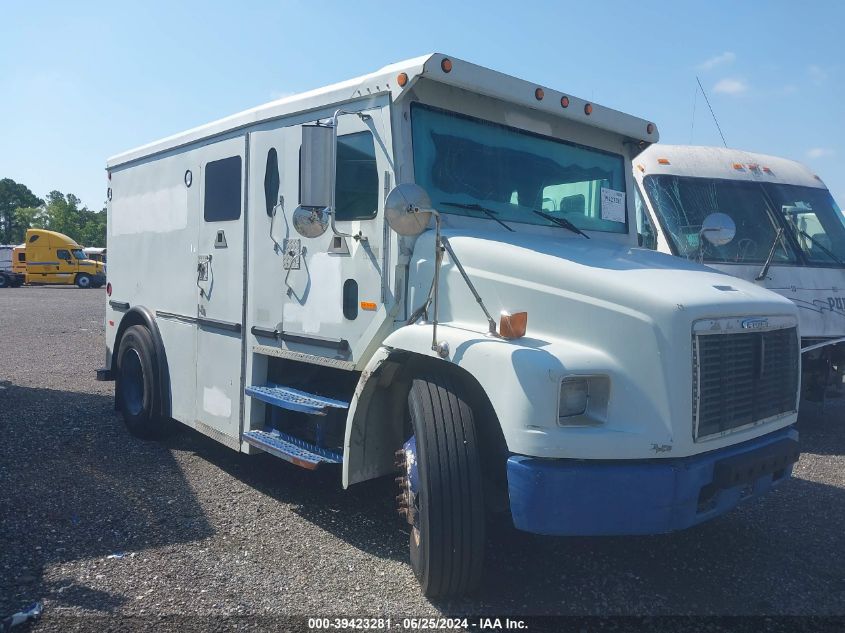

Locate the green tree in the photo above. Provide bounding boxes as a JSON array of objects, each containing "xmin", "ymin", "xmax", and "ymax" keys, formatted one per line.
[
  {"xmin": 10, "ymin": 206, "xmax": 47, "ymax": 243},
  {"xmin": 77, "ymin": 207, "xmax": 107, "ymax": 247},
  {"xmin": 0, "ymin": 178, "xmax": 43, "ymax": 244},
  {"xmin": 41, "ymin": 191, "xmax": 106, "ymax": 246}
]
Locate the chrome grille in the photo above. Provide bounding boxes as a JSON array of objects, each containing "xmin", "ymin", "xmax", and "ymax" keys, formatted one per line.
[{"xmin": 693, "ymin": 326, "xmax": 799, "ymax": 440}]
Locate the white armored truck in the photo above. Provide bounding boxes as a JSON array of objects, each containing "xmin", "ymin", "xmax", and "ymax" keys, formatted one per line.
[
  {"xmin": 101, "ymin": 55, "xmax": 801, "ymax": 597},
  {"xmin": 633, "ymin": 145, "xmax": 845, "ymax": 400}
]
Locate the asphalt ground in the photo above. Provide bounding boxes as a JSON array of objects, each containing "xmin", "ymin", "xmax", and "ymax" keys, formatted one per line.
[{"xmin": 1, "ymin": 286, "xmax": 844, "ymax": 630}]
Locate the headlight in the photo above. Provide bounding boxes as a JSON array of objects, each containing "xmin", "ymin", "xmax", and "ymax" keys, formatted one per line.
[{"xmin": 558, "ymin": 375, "xmax": 610, "ymax": 426}]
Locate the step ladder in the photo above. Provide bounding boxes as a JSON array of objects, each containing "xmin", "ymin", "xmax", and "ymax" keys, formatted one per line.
[{"xmin": 243, "ymin": 384, "xmax": 348, "ymax": 469}]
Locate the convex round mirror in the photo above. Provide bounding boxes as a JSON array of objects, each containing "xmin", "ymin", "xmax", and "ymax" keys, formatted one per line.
[
  {"xmin": 701, "ymin": 212, "xmax": 736, "ymax": 246},
  {"xmin": 292, "ymin": 205, "xmax": 329, "ymax": 238},
  {"xmin": 385, "ymin": 183, "xmax": 434, "ymax": 236}
]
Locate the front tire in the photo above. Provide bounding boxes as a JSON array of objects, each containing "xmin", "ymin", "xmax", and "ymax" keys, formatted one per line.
[
  {"xmin": 0, "ymin": 273, "xmax": 8, "ymax": 288},
  {"xmin": 76, "ymin": 273, "xmax": 92, "ymax": 288},
  {"xmin": 399, "ymin": 375, "xmax": 485, "ymax": 597},
  {"xmin": 117, "ymin": 325, "xmax": 170, "ymax": 439}
]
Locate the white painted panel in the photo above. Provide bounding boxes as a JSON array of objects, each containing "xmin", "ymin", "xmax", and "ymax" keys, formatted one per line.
[
  {"xmin": 112, "ymin": 185, "xmax": 188, "ymax": 235},
  {"xmin": 203, "ymin": 386, "xmax": 232, "ymax": 418},
  {"xmin": 156, "ymin": 318, "xmax": 197, "ymax": 425},
  {"xmin": 282, "ymin": 252, "xmax": 343, "ymax": 333}
]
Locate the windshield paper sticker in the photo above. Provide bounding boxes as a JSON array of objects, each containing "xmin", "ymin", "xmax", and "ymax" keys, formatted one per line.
[{"xmin": 601, "ymin": 188, "xmax": 626, "ymax": 223}]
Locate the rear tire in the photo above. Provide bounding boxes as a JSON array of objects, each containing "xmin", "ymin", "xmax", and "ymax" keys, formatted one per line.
[
  {"xmin": 117, "ymin": 325, "xmax": 171, "ymax": 439},
  {"xmin": 400, "ymin": 374, "xmax": 485, "ymax": 597},
  {"xmin": 0, "ymin": 273, "xmax": 8, "ymax": 288},
  {"xmin": 76, "ymin": 274, "xmax": 92, "ymax": 289}
]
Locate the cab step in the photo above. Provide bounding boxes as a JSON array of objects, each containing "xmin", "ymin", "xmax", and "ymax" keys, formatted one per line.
[
  {"xmin": 244, "ymin": 384, "xmax": 350, "ymax": 416},
  {"xmin": 242, "ymin": 428, "xmax": 343, "ymax": 470}
]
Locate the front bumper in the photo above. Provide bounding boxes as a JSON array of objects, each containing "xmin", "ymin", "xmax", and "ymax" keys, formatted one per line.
[{"xmin": 507, "ymin": 426, "xmax": 799, "ymax": 536}]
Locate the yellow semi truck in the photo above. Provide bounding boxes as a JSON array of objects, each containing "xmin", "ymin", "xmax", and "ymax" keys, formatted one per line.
[{"xmin": 10, "ymin": 229, "xmax": 106, "ymax": 288}]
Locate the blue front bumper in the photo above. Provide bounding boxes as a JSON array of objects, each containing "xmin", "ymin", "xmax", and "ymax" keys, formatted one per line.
[{"xmin": 507, "ymin": 427, "xmax": 799, "ymax": 536}]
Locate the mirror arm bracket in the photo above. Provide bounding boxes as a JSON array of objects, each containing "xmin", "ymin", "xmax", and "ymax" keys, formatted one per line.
[
  {"xmin": 440, "ymin": 236, "xmax": 499, "ymax": 337},
  {"xmin": 323, "ymin": 109, "xmax": 369, "ymax": 243}
]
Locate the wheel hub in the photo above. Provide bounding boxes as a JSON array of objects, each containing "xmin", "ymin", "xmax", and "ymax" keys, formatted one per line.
[{"xmin": 394, "ymin": 436, "xmax": 419, "ymax": 528}]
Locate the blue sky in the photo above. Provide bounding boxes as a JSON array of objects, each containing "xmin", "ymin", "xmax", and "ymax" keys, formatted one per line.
[{"xmin": 1, "ymin": 0, "xmax": 843, "ymax": 210}]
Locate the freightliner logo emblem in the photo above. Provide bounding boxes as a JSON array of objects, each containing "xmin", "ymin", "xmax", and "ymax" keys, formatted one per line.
[{"xmin": 741, "ymin": 318, "xmax": 769, "ymax": 330}]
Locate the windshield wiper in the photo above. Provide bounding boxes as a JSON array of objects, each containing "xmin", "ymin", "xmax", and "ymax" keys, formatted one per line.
[
  {"xmin": 792, "ymin": 226, "xmax": 845, "ymax": 265},
  {"xmin": 440, "ymin": 201, "xmax": 515, "ymax": 232},
  {"xmin": 531, "ymin": 209, "xmax": 590, "ymax": 239},
  {"xmin": 756, "ymin": 228, "xmax": 785, "ymax": 280}
]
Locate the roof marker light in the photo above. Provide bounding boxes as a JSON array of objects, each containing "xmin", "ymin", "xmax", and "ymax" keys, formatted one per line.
[
  {"xmin": 748, "ymin": 164, "xmax": 759, "ymax": 171},
  {"xmin": 534, "ymin": 87, "xmax": 544, "ymax": 101},
  {"xmin": 560, "ymin": 96, "xmax": 570, "ymax": 108},
  {"xmin": 762, "ymin": 167, "xmax": 772, "ymax": 173},
  {"xmin": 440, "ymin": 58, "xmax": 452, "ymax": 73},
  {"xmin": 584, "ymin": 103, "xmax": 593, "ymax": 115},
  {"xmin": 733, "ymin": 163, "xmax": 744, "ymax": 170},
  {"xmin": 657, "ymin": 158, "xmax": 670, "ymax": 165},
  {"xmin": 647, "ymin": 123, "xmax": 655, "ymax": 135},
  {"xmin": 397, "ymin": 72, "xmax": 408, "ymax": 87}
]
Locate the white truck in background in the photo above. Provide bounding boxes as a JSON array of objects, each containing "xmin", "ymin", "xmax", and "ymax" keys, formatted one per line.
[
  {"xmin": 634, "ymin": 145, "xmax": 845, "ymax": 400},
  {"xmin": 0, "ymin": 245, "xmax": 24, "ymax": 288},
  {"xmin": 100, "ymin": 55, "xmax": 801, "ymax": 597}
]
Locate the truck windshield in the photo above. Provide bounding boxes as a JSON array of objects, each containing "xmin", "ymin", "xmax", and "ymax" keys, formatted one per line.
[
  {"xmin": 411, "ymin": 103, "xmax": 628, "ymax": 234},
  {"xmin": 642, "ymin": 175, "xmax": 796, "ymax": 264},
  {"xmin": 72, "ymin": 249, "xmax": 86, "ymax": 260},
  {"xmin": 763, "ymin": 184, "xmax": 845, "ymax": 266}
]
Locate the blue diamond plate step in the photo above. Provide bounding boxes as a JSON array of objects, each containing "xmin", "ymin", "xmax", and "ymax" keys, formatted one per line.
[
  {"xmin": 242, "ymin": 428, "xmax": 343, "ymax": 470},
  {"xmin": 245, "ymin": 384, "xmax": 350, "ymax": 416}
]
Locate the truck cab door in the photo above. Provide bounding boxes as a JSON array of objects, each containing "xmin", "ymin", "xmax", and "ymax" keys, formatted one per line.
[
  {"xmin": 275, "ymin": 106, "xmax": 394, "ymax": 365},
  {"xmin": 194, "ymin": 136, "xmax": 246, "ymax": 441},
  {"xmin": 56, "ymin": 248, "xmax": 75, "ymax": 284}
]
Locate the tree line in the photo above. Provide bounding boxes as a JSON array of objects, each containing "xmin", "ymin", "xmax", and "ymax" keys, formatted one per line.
[{"xmin": 0, "ymin": 178, "xmax": 106, "ymax": 246}]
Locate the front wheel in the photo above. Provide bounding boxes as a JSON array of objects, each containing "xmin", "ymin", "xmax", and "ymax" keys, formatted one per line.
[
  {"xmin": 397, "ymin": 375, "xmax": 485, "ymax": 597},
  {"xmin": 76, "ymin": 273, "xmax": 92, "ymax": 288},
  {"xmin": 0, "ymin": 273, "xmax": 9, "ymax": 288}
]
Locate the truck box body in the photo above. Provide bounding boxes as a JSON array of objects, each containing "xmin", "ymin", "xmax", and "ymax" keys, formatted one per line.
[{"xmin": 102, "ymin": 55, "xmax": 802, "ymax": 594}]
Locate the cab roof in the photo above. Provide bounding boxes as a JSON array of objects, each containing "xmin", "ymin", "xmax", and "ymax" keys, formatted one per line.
[
  {"xmin": 108, "ymin": 53, "xmax": 658, "ymax": 169},
  {"xmin": 26, "ymin": 228, "xmax": 82, "ymax": 248},
  {"xmin": 636, "ymin": 144, "xmax": 827, "ymax": 190}
]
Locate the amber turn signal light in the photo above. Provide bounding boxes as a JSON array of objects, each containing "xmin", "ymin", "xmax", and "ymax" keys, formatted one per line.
[
  {"xmin": 397, "ymin": 72, "xmax": 408, "ymax": 87},
  {"xmin": 500, "ymin": 311, "xmax": 528, "ymax": 339}
]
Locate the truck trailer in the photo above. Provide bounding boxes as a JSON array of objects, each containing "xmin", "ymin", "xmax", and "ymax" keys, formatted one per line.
[
  {"xmin": 100, "ymin": 55, "xmax": 802, "ymax": 597},
  {"xmin": 633, "ymin": 145, "xmax": 845, "ymax": 400},
  {"xmin": 0, "ymin": 245, "xmax": 24, "ymax": 288}
]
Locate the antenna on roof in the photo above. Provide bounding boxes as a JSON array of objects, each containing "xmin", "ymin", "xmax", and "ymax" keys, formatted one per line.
[
  {"xmin": 696, "ymin": 76, "xmax": 728, "ymax": 148},
  {"xmin": 689, "ymin": 83, "xmax": 698, "ymax": 144}
]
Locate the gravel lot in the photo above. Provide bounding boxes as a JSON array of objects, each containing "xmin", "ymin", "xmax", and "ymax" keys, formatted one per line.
[{"xmin": 1, "ymin": 287, "xmax": 844, "ymax": 629}]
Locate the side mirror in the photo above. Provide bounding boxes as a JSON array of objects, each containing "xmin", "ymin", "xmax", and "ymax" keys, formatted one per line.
[
  {"xmin": 701, "ymin": 212, "xmax": 736, "ymax": 246},
  {"xmin": 384, "ymin": 183, "xmax": 435, "ymax": 236},
  {"xmin": 299, "ymin": 124, "xmax": 334, "ymax": 209}
]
